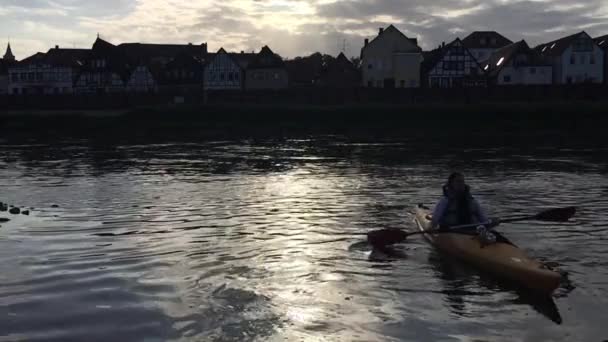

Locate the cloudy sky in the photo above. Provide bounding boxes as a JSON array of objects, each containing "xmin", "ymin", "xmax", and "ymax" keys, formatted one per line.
[{"xmin": 1, "ymin": 0, "xmax": 608, "ymax": 60}]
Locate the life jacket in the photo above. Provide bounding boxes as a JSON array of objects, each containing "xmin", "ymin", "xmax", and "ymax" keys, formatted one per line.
[{"xmin": 439, "ymin": 185, "xmax": 480, "ymax": 228}]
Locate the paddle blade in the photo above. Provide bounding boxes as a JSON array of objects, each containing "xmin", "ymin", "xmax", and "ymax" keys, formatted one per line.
[
  {"xmin": 367, "ymin": 228, "xmax": 408, "ymax": 247},
  {"xmin": 534, "ymin": 206, "xmax": 577, "ymax": 222}
]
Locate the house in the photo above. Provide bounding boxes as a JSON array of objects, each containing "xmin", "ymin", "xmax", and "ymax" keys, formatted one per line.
[
  {"xmin": 0, "ymin": 43, "xmax": 16, "ymax": 95},
  {"xmin": 421, "ymin": 38, "xmax": 485, "ymax": 88},
  {"xmin": 483, "ymin": 40, "xmax": 552, "ymax": 85},
  {"xmin": 535, "ymin": 31, "xmax": 604, "ymax": 84},
  {"xmin": 242, "ymin": 46, "xmax": 288, "ymax": 90},
  {"xmin": 74, "ymin": 37, "xmax": 130, "ymax": 94},
  {"xmin": 158, "ymin": 51, "xmax": 204, "ymax": 94},
  {"xmin": 119, "ymin": 42, "xmax": 208, "ymax": 93},
  {"xmin": 318, "ymin": 52, "xmax": 360, "ymax": 88},
  {"xmin": 593, "ymin": 34, "xmax": 608, "ymax": 84},
  {"xmin": 203, "ymin": 48, "xmax": 244, "ymax": 90},
  {"xmin": 361, "ymin": 25, "xmax": 423, "ymax": 88},
  {"xmin": 462, "ymin": 31, "xmax": 513, "ymax": 64},
  {"xmin": 8, "ymin": 46, "xmax": 89, "ymax": 95}
]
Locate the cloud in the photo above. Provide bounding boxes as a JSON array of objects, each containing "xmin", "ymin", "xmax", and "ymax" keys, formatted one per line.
[{"xmin": 1, "ymin": 0, "xmax": 607, "ymax": 60}]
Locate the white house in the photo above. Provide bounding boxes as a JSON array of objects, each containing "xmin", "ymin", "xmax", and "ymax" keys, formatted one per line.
[
  {"xmin": 421, "ymin": 38, "xmax": 485, "ymax": 88},
  {"xmin": 462, "ymin": 31, "xmax": 513, "ymax": 64},
  {"xmin": 8, "ymin": 46, "xmax": 88, "ymax": 95},
  {"xmin": 484, "ymin": 40, "xmax": 552, "ymax": 85},
  {"xmin": 535, "ymin": 31, "xmax": 604, "ymax": 84},
  {"xmin": 204, "ymin": 48, "xmax": 243, "ymax": 90},
  {"xmin": 361, "ymin": 25, "xmax": 423, "ymax": 88}
]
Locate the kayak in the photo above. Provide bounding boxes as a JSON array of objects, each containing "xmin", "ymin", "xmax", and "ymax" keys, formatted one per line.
[{"xmin": 414, "ymin": 204, "xmax": 562, "ymax": 294}]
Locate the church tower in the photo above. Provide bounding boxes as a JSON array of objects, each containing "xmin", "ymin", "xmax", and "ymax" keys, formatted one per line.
[{"xmin": 3, "ymin": 43, "xmax": 15, "ymax": 61}]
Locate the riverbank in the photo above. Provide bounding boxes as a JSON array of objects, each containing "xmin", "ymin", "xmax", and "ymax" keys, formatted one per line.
[{"xmin": 2, "ymin": 102, "xmax": 607, "ymax": 145}]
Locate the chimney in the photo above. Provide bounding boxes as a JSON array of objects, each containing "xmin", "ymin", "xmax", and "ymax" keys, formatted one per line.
[
  {"xmin": 241, "ymin": 50, "xmax": 244, "ymax": 54},
  {"xmin": 55, "ymin": 45, "xmax": 59, "ymax": 49},
  {"xmin": 442, "ymin": 42, "xmax": 445, "ymax": 48},
  {"xmin": 379, "ymin": 27, "xmax": 384, "ymax": 35},
  {"xmin": 364, "ymin": 38, "xmax": 369, "ymax": 46}
]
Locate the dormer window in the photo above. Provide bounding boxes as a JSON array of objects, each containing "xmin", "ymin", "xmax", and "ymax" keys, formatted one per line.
[{"xmin": 480, "ymin": 38, "xmax": 487, "ymax": 45}]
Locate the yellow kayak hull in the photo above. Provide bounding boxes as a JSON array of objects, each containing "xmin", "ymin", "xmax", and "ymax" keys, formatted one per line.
[{"xmin": 414, "ymin": 206, "xmax": 561, "ymax": 294}]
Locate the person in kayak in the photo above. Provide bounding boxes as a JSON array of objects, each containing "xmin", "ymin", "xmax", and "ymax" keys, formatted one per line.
[{"xmin": 430, "ymin": 172, "xmax": 499, "ymax": 243}]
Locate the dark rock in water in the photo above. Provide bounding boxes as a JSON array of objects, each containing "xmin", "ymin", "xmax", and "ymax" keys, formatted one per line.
[
  {"xmin": 0, "ymin": 218, "xmax": 9, "ymax": 223},
  {"xmin": 51, "ymin": 204, "xmax": 59, "ymax": 208},
  {"xmin": 9, "ymin": 207, "xmax": 20, "ymax": 215},
  {"xmin": 22, "ymin": 210, "xmax": 30, "ymax": 215}
]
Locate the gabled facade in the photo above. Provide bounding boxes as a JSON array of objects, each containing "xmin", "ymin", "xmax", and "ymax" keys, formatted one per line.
[
  {"xmin": 361, "ymin": 25, "xmax": 423, "ymax": 88},
  {"xmin": 593, "ymin": 34, "xmax": 608, "ymax": 84},
  {"xmin": 484, "ymin": 40, "xmax": 552, "ymax": 85},
  {"xmin": 204, "ymin": 48, "xmax": 243, "ymax": 90},
  {"xmin": 462, "ymin": 31, "xmax": 513, "ymax": 64},
  {"xmin": 243, "ymin": 46, "xmax": 288, "ymax": 90},
  {"xmin": 535, "ymin": 31, "xmax": 604, "ymax": 84},
  {"xmin": 421, "ymin": 38, "xmax": 485, "ymax": 88},
  {"xmin": 318, "ymin": 52, "xmax": 360, "ymax": 88},
  {"xmin": 8, "ymin": 46, "xmax": 89, "ymax": 95},
  {"xmin": 285, "ymin": 53, "xmax": 324, "ymax": 87},
  {"xmin": 75, "ymin": 37, "xmax": 129, "ymax": 94},
  {"xmin": 159, "ymin": 51, "xmax": 204, "ymax": 94}
]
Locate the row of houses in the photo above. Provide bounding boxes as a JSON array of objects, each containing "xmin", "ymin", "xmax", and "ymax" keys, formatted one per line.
[
  {"xmin": 362, "ymin": 26, "xmax": 607, "ymax": 88},
  {"xmin": 1, "ymin": 27, "xmax": 607, "ymax": 95}
]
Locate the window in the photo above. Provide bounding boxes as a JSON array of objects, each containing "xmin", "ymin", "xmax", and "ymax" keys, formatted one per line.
[
  {"xmin": 410, "ymin": 79, "xmax": 417, "ymax": 87},
  {"xmin": 20, "ymin": 73, "xmax": 27, "ymax": 80},
  {"xmin": 28, "ymin": 72, "xmax": 35, "ymax": 81},
  {"xmin": 530, "ymin": 68, "xmax": 536, "ymax": 74},
  {"xmin": 491, "ymin": 38, "xmax": 497, "ymax": 45},
  {"xmin": 480, "ymin": 38, "xmax": 487, "ymax": 46},
  {"xmin": 570, "ymin": 55, "xmax": 575, "ymax": 64},
  {"xmin": 36, "ymin": 72, "xmax": 43, "ymax": 81},
  {"xmin": 566, "ymin": 76, "xmax": 572, "ymax": 84},
  {"xmin": 430, "ymin": 77, "xmax": 440, "ymax": 88},
  {"xmin": 400, "ymin": 80, "xmax": 405, "ymax": 87},
  {"xmin": 228, "ymin": 72, "xmax": 233, "ymax": 81},
  {"xmin": 367, "ymin": 80, "xmax": 373, "ymax": 87},
  {"xmin": 503, "ymin": 75, "xmax": 511, "ymax": 83},
  {"xmin": 590, "ymin": 54, "xmax": 595, "ymax": 64},
  {"xmin": 220, "ymin": 72, "xmax": 225, "ymax": 81},
  {"xmin": 368, "ymin": 63, "xmax": 373, "ymax": 69},
  {"xmin": 11, "ymin": 73, "xmax": 18, "ymax": 82},
  {"xmin": 12, "ymin": 88, "xmax": 19, "ymax": 95},
  {"xmin": 274, "ymin": 73, "xmax": 280, "ymax": 80},
  {"xmin": 235, "ymin": 72, "xmax": 239, "ymax": 81},
  {"xmin": 580, "ymin": 55, "xmax": 586, "ymax": 64}
]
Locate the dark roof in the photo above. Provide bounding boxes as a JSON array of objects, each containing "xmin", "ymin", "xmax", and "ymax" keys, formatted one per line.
[
  {"xmin": 12, "ymin": 48, "xmax": 89, "ymax": 68},
  {"xmin": 462, "ymin": 31, "xmax": 513, "ymax": 49},
  {"xmin": 45, "ymin": 47, "xmax": 90, "ymax": 67},
  {"xmin": 534, "ymin": 31, "xmax": 591, "ymax": 56},
  {"xmin": 206, "ymin": 48, "xmax": 243, "ymax": 69},
  {"xmin": 230, "ymin": 51, "xmax": 257, "ymax": 69},
  {"xmin": 594, "ymin": 34, "xmax": 608, "ymax": 50},
  {"xmin": 485, "ymin": 40, "xmax": 549, "ymax": 76},
  {"xmin": 247, "ymin": 46, "xmax": 285, "ymax": 69},
  {"xmin": 362, "ymin": 24, "xmax": 421, "ymax": 53},
  {"xmin": 118, "ymin": 42, "xmax": 207, "ymax": 64}
]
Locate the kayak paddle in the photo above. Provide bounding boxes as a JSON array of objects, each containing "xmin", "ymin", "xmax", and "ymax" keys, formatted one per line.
[{"xmin": 367, "ymin": 206, "xmax": 577, "ymax": 247}]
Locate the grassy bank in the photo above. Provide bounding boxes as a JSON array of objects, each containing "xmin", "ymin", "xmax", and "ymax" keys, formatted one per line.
[{"xmin": 1, "ymin": 102, "xmax": 606, "ymax": 143}]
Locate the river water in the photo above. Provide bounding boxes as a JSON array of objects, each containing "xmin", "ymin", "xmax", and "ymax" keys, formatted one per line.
[{"xmin": 1, "ymin": 134, "xmax": 607, "ymax": 341}]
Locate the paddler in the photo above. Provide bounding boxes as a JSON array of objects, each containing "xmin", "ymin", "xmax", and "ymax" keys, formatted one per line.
[{"xmin": 431, "ymin": 172, "xmax": 500, "ymax": 243}]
